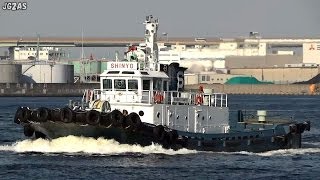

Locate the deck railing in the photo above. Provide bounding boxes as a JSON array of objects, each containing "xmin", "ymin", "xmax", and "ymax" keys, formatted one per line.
[{"xmin": 89, "ymin": 89, "xmax": 228, "ymax": 107}]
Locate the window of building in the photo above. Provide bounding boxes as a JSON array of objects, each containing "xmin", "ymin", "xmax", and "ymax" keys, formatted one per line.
[
  {"xmin": 201, "ymin": 75, "xmax": 206, "ymax": 81},
  {"xmin": 143, "ymin": 80, "xmax": 150, "ymax": 90},
  {"xmin": 103, "ymin": 79, "xmax": 112, "ymax": 90},
  {"xmin": 206, "ymin": 75, "xmax": 210, "ymax": 81},
  {"xmin": 250, "ymin": 44, "xmax": 258, "ymax": 48},
  {"xmin": 114, "ymin": 79, "xmax": 126, "ymax": 91},
  {"xmin": 128, "ymin": 79, "xmax": 138, "ymax": 91}
]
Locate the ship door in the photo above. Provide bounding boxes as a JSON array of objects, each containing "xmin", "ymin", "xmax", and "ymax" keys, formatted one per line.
[
  {"xmin": 194, "ymin": 109, "xmax": 202, "ymax": 133},
  {"xmin": 142, "ymin": 79, "xmax": 151, "ymax": 103},
  {"xmin": 166, "ymin": 106, "xmax": 173, "ymax": 128}
]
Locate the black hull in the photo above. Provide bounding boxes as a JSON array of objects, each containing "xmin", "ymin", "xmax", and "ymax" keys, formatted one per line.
[{"xmin": 24, "ymin": 121, "xmax": 303, "ymax": 153}]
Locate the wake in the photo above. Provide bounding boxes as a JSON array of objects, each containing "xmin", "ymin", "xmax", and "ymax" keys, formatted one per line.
[
  {"xmin": 224, "ymin": 147, "xmax": 320, "ymax": 157},
  {"xmin": 0, "ymin": 136, "xmax": 197, "ymax": 155}
]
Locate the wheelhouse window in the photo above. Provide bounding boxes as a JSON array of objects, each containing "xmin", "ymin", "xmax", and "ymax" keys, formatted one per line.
[
  {"xmin": 114, "ymin": 79, "xmax": 126, "ymax": 91},
  {"xmin": 128, "ymin": 79, "xmax": 138, "ymax": 91},
  {"xmin": 107, "ymin": 71, "xmax": 120, "ymax": 74},
  {"xmin": 153, "ymin": 78, "xmax": 162, "ymax": 90},
  {"xmin": 103, "ymin": 79, "xmax": 112, "ymax": 90},
  {"xmin": 163, "ymin": 81, "xmax": 168, "ymax": 91},
  {"xmin": 143, "ymin": 80, "xmax": 150, "ymax": 90}
]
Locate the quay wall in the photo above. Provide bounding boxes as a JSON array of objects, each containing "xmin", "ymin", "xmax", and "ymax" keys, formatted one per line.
[
  {"xmin": 0, "ymin": 83, "xmax": 99, "ymax": 97},
  {"xmin": 0, "ymin": 83, "xmax": 316, "ymax": 97},
  {"xmin": 185, "ymin": 84, "xmax": 313, "ymax": 95}
]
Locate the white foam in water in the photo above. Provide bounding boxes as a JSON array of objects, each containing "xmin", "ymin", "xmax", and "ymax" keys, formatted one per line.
[
  {"xmin": 259, "ymin": 148, "xmax": 320, "ymax": 156},
  {"xmin": 225, "ymin": 148, "xmax": 320, "ymax": 157},
  {"xmin": 0, "ymin": 136, "xmax": 197, "ymax": 155}
]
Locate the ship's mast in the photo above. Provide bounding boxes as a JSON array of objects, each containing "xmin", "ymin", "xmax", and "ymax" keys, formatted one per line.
[{"xmin": 143, "ymin": 15, "xmax": 159, "ymax": 71}]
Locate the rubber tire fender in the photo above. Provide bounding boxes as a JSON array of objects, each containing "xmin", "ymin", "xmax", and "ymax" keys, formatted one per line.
[
  {"xmin": 74, "ymin": 110, "xmax": 87, "ymax": 124},
  {"xmin": 14, "ymin": 107, "xmax": 30, "ymax": 124},
  {"xmin": 36, "ymin": 107, "xmax": 49, "ymax": 122},
  {"xmin": 23, "ymin": 124, "xmax": 34, "ymax": 137},
  {"xmin": 51, "ymin": 108, "xmax": 62, "ymax": 122},
  {"xmin": 29, "ymin": 110, "xmax": 40, "ymax": 122},
  {"xmin": 168, "ymin": 130, "xmax": 178, "ymax": 144},
  {"xmin": 61, "ymin": 107, "xmax": 74, "ymax": 123},
  {"xmin": 126, "ymin": 112, "xmax": 142, "ymax": 131},
  {"xmin": 100, "ymin": 112, "xmax": 112, "ymax": 127},
  {"xmin": 86, "ymin": 110, "xmax": 101, "ymax": 125},
  {"xmin": 110, "ymin": 109, "xmax": 124, "ymax": 127},
  {"xmin": 153, "ymin": 125, "xmax": 164, "ymax": 140}
]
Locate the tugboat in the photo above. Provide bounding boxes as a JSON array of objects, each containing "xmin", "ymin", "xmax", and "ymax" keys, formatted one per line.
[{"xmin": 14, "ymin": 15, "xmax": 310, "ymax": 152}]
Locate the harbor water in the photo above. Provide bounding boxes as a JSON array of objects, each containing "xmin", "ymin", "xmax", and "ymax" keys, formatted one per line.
[{"xmin": 0, "ymin": 95, "xmax": 319, "ymax": 179}]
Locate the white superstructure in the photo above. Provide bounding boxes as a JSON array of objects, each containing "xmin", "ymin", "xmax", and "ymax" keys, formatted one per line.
[
  {"xmin": 87, "ymin": 15, "xmax": 230, "ymax": 134},
  {"xmin": 13, "ymin": 47, "xmax": 65, "ymax": 61}
]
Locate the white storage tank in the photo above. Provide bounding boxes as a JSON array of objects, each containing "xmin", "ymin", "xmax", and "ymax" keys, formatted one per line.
[
  {"xmin": 0, "ymin": 63, "xmax": 22, "ymax": 83},
  {"xmin": 21, "ymin": 62, "xmax": 74, "ymax": 83}
]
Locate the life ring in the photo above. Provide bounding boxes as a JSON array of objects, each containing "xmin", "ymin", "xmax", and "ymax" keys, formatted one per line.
[
  {"xmin": 86, "ymin": 110, "xmax": 100, "ymax": 125},
  {"xmin": 61, "ymin": 107, "xmax": 74, "ymax": 123},
  {"xmin": 125, "ymin": 112, "xmax": 142, "ymax": 131},
  {"xmin": 91, "ymin": 100, "xmax": 111, "ymax": 113},
  {"xmin": 36, "ymin": 107, "xmax": 49, "ymax": 122},
  {"xmin": 14, "ymin": 106, "xmax": 30, "ymax": 124},
  {"xmin": 110, "ymin": 109, "xmax": 124, "ymax": 127},
  {"xmin": 195, "ymin": 94, "xmax": 204, "ymax": 105},
  {"xmin": 154, "ymin": 91, "xmax": 164, "ymax": 104}
]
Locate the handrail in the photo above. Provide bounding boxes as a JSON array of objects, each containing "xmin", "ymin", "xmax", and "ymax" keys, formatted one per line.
[{"xmin": 93, "ymin": 89, "xmax": 228, "ymax": 107}]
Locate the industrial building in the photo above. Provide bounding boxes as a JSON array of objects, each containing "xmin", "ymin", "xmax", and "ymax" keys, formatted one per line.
[{"xmin": 1, "ymin": 34, "xmax": 320, "ymax": 84}]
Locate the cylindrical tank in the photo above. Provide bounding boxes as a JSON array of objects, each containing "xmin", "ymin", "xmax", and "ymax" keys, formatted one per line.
[
  {"xmin": 21, "ymin": 62, "xmax": 74, "ymax": 83},
  {"xmin": 101, "ymin": 61, "xmax": 109, "ymax": 72},
  {"xmin": 72, "ymin": 60, "xmax": 102, "ymax": 76},
  {"xmin": 0, "ymin": 63, "xmax": 22, "ymax": 83},
  {"xmin": 257, "ymin": 110, "xmax": 267, "ymax": 122}
]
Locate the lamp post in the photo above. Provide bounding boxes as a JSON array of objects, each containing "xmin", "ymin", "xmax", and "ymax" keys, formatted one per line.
[
  {"xmin": 162, "ymin": 32, "xmax": 168, "ymax": 42},
  {"xmin": 16, "ymin": 37, "xmax": 23, "ymax": 60}
]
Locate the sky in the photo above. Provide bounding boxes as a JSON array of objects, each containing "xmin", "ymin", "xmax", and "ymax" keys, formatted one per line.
[
  {"xmin": 0, "ymin": 0, "xmax": 319, "ymax": 58},
  {"xmin": 1, "ymin": 0, "xmax": 320, "ymax": 38}
]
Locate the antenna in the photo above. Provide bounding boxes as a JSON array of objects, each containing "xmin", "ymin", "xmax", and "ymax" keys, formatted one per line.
[
  {"xmin": 36, "ymin": 34, "xmax": 40, "ymax": 62},
  {"xmin": 143, "ymin": 15, "xmax": 159, "ymax": 71},
  {"xmin": 115, "ymin": 50, "xmax": 119, "ymax": 62},
  {"xmin": 80, "ymin": 28, "xmax": 87, "ymax": 83},
  {"xmin": 81, "ymin": 29, "xmax": 84, "ymax": 60}
]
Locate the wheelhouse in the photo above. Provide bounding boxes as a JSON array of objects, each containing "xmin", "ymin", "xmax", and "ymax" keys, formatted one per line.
[{"xmin": 96, "ymin": 62, "xmax": 169, "ymax": 104}]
